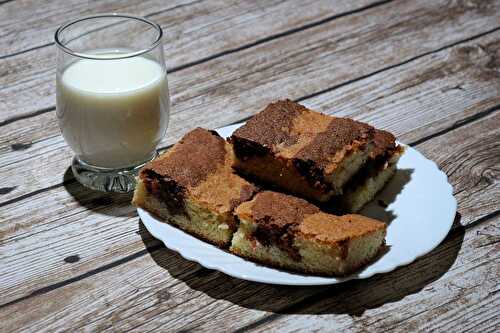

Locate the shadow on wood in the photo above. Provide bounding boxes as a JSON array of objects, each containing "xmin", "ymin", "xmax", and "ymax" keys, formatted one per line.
[
  {"xmin": 138, "ymin": 212, "xmax": 463, "ymax": 316},
  {"xmin": 63, "ymin": 167, "xmax": 134, "ymax": 217}
]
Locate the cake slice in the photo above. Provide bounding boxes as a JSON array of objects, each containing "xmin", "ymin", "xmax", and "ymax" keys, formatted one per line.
[
  {"xmin": 230, "ymin": 99, "xmax": 376, "ymax": 203},
  {"xmin": 339, "ymin": 130, "xmax": 405, "ymax": 212},
  {"xmin": 231, "ymin": 191, "xmax": 387, "ymax": 276},
  {"xmin": 133, "ymin": 128, "xmax": 258, "ymax": 247}
]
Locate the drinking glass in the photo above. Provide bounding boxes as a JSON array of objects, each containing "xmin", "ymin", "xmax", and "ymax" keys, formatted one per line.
[{"xmin": 55, "ymin": 14, "xmax": 170, "ymax": 193}]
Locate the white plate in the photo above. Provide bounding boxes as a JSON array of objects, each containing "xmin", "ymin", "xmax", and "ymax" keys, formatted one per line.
[{"xmin": 138, "ymin": 123, "xmax": 457, "ymax": 285}]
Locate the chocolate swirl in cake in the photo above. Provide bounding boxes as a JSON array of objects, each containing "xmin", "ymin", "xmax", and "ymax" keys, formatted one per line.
[
  {"xmin": 249, "ymin": 191, "xmax": 319, "ymax": 260},
  {"xmin": 140, "ymin": 128, "xmax": 228, "ymax": 216}
]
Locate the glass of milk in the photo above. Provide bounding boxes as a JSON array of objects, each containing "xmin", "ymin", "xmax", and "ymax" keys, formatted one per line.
[{"xmin": 55, "ymin": 14, "xmax": 170, "ymax": 193}]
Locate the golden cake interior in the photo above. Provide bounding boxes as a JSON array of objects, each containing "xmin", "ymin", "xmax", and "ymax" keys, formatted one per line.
[
  {"xmin": 230, "ymin": 191, "xmax": 386, "ymax": 276},
  {"xmin": 132, "ymin": 128, "xmax": 257, "ymax": 247},
  {"xmin": 337, "ymin": 129, "xmax": 405, "ymax": 212},
  {"xmin": 133, "ymin": 100, "xmax": 403, "ymax": 276},
  {"xmin": 230, "ymin": 100, "xmax": 377, "ymax": 202}
]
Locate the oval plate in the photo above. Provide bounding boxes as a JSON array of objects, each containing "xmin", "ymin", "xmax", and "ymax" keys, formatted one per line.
[{"xmin": 138, "ymin": 123, "xmax": 456, "ymax": 285}]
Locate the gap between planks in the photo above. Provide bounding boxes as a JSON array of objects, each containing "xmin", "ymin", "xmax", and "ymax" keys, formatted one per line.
[
  {"xmin": 5, "ymin": 16, "xmax": 497, "ymax": 132},
  {"xmin": 233, "ymin": 209, "xmax": 500, "ymax": 333},
  {"xmin": 0, "ymin": 0, "xmax": 205, "ymax": 60},
  {"xmin": 165, "ymin": 0, "xmax": 394, "ymax": 73},
  {"xmin": 3, "ymin": 0, "xmax": 499, "ymax": 129},
  {"xmin": 0, "ymin": 0, "xmax": 392, "ymax": 61},
  {"xmin": 1, "ymin": 22, "xmax": 498, "ymax": 144},
  {"xmin": 1, "ymin": 98, "xmax": 498, "ymax": 211},
  {"xmin": 0, "ymin": 0, "xmax": 394, "ymax": 126},
  {"xmin": 1, "ymin": 0, "xmax": 498, "ymax": 188},
  {"xmin": 0, "ymin": 1, "xmax": 498, "ymax": 328},
  {"xmin": 2, "ymin": 55, "xmax": 499, "ymax": 300},
  {"xmin": 3, "ymin": 22, "xmax": 499, "ymax": 128},
  {"xmin": 296, "ymin": 26, "xmax": 500, "ymax": 103},
  {"xmin": 1, "ymin": 105, "xmax": 497, "ymax": 331},
  {"xmin": 1, "ymin": 21, "xmax": 499, "ymax": 185}
]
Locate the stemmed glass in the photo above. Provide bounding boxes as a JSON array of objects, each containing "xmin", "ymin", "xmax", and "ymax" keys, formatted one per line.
[{"xmin": 55, "ymin": 14, "xmax": 170, "ymax": 193}]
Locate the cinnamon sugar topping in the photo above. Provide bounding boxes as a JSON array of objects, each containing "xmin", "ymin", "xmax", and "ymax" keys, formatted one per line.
[
  {"xmin": 295, "ymin": 117, "xmax": 374, "ymax": 168},
  {"xmin": 232, "ymin": 99, "xmax": 306, "ymax": 150},
  {"xmin": 142, "ymin": 128, "xmax": 227, "ymax": 188},
  {"xmin": 370, "ymin": 129, "xmax": 396, "ymax": 158},
  {"xmin": 249, "ymin": 191, "xmax": 319, "ymax": 260},
  {"xmin": 299, "ymin": 213, "xmax": 385, "ymax": 244},
  {"xmin": 250, "ymin": 191, "xmax": 319, "ymax": 228},
  {"xmin": 232, "ymin": 100, "xmax": 375, "ymax": 170}
]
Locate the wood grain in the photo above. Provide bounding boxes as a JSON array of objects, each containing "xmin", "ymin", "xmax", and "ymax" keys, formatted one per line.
[
  {"xmin": 1, "ymin": 26, "xmax": 499, "ymax": 206},
  {"xmin": 237, "ymin": 114, "xmax": 500, "ymax": 332},
  {"xmin": 242, "ymin": 216, "xmax": 499, "ymax": 333},
  {"xmin": 1, "ymin": 0, "xmax": 498, "ymax": 122},
  {"xmin": 0, "ymin": 206, "xmax": 497, "ymax": 332},
  {"xmin": 0, "ymin": 0, "xmax": 380, "ymax": 121},
  {"xmin": 1, "ymin": 1, "xmax": 499, "ymax": 331},
  {"xmin": 1, "ymin": 111, "xmax": 498, "ymax": 329},
  {"xmin": 0, "ymin": 0, "xmax": 187, "ymax": 57}
]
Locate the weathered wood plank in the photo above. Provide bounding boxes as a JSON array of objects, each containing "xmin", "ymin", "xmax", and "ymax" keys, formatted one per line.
[
  {"xmin": 0, "ymin": 0, "xmax": 187, "ymax": 57},
  {"xmin": 304, "ymin": 37, "xmax": 500, "ymax": 145},
  {"xmin": 0, "ymin": 206, "xmax": 497, "ymax": 332},
  {"xmin": 1, "ymin": 111, "xmax": 498, "ymax": 326},
  {"xmin": 239, "ymin": 118, "xmax": 500, "ymax": 333},
  {"xmin": 3, "ymin": 0, "xmax": 371, "ymax": 57},
  {"xmin": 1, "ymin": 1, "xmax": 499, "ymax": 331},
  {"xmin": 243, "ymin": 218, "xmax": 499, "ymax": 333},
  {"xmin": 0, "ymin": 0, "xmax": 379, "ymax": 121},
  {"xmin": 2, "ymin": 26, "xmax": 499, "ymax": 206},
  {"xmin": 1, "ymin": 0, "xmax": 498, "ymax": 124},
  {"xmin": 416, "ymin": 121, "xmax": 500, "ymax": 227}
]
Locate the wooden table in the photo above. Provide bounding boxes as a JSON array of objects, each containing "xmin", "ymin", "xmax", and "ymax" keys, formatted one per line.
[{"xmin": 1, "ymin": 0, "xmax": 499, "ymax": 331}]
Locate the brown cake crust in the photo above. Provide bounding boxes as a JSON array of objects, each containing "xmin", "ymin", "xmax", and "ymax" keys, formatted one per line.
[
  {"xmin": 237, "ymin": 191, "xmax": 385, "ymax": 244},
  {"xmin": 232, "ymin": 100, "xmax": 306, "ymax": 150},
  {"xmin": 139, "ymin": 128, "xmax": 258, "ymax": 217},
  {"xmin": 234, "ymin": 191, "xmax": 387, "ymax": 269},
  {"xmin": 232, "ymin": 100, "xmax": 375, "ymax": 168},
  {"xmin": 143, "ymin": 128, "xmax": 226, "ymax": 188},
  {"xmin": 293, "ymin": 117, "xmax": 374, "ymax": 169},
  {"xmin": 370, "ymin": 129, "xmax": 397, "ymax": 158},
  {"xmin": 299, "ymin": 213, "xmax": 386, "ymax": 244},
  {"xmin": 231, "ymin": 100, "xmax": 378, "ymax": 201},
  {"xmin": 249, "ymin": 191, "xmax": 320, "ymax": 228},
  {"xmin": 236, "ymin": 191, "xmax": 319, "ymax": 259}
]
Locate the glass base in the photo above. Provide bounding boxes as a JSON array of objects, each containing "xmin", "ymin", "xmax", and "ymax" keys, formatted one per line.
[{"xmin": 71, "ymin": 154, "xmax": 157, "ymax": 193}]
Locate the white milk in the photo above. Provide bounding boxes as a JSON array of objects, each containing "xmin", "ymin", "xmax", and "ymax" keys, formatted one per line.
[{"xmin": 57, "ymin": 51, "xmax": 169, "ymax": 169}]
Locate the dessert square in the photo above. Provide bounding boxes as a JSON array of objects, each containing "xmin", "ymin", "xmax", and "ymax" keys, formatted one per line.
[
  {"xmin": 230, "ymin": 191, "xmax": 387, "ymax": 276},
  {"xmin": 230, "ymin": 100, "xmax": 376, "ymax": 203},
  {"xmin": 133, "ymin": 128, "xmax": 258, "ymax": 247},
  {"xmin": 339, "ymin": 129, "xmax": 405, "ymax": 212}
]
